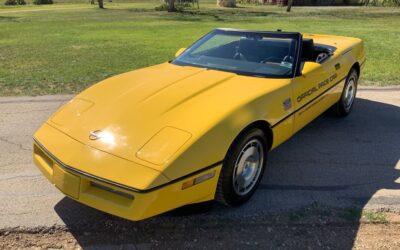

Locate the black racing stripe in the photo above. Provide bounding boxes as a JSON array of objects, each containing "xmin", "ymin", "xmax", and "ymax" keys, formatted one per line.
[
  {"xmin": 271, "ymin": 76, "xmax": 346, "ymax": 129},
  {"xmin": 33, "ymin": 138, "xmax": 222, "ymax": 193}
]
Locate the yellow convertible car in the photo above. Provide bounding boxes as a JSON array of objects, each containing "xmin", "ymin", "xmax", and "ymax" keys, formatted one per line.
[{"xmin": 33, "ymin": 28, "xmax": 365, "ymax": 221}]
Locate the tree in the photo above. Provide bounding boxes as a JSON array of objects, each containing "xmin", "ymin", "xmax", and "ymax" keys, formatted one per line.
[
  {"xmin": 217, "ymin": 0, "xmax": 236, "ymax": 7},
  {"xmin": 98, "ymin": 0, "xmax": 104, "ymax": 8},
  {"xmin": 166, "ymin": 0, "xmax": 176, "ymax": 12},
  {"xmin": 286, "ymin": 0, "xmax": 293, "ymax": 12}
]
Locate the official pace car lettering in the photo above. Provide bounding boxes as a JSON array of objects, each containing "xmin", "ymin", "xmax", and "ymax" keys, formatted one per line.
[{"xmin": 297, "ymin": 73, "xmax": 338, "ymax": 103}]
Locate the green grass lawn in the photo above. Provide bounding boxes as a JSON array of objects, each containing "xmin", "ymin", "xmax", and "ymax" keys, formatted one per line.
[{"xmin": 0, "ymin": 2, "xmax": 399, "ymax": 96}]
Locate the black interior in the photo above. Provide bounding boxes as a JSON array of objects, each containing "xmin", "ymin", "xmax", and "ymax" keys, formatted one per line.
[
  {"xmin": 195, "ymin": 37, "xmax": 334, "ymax": 67},
  {"xmin": 195, "ymin": 38, "xmax": 294, "ymax": 64},
  {"xmin": 234, "ymin": 38, "xmax": 292, "ymax": 63},
  {"xmin": 301, "ymin": 38, "xmax": 334, "ymax": 63},
  {"xmin": 301, "ymin": 38, "xmax": 315, "ymax": 61}
]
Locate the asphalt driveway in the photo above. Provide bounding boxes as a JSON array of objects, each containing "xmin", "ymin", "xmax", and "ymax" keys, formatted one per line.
[{"xmin": 0, "ymin": 87, "xmax": 399, "ymax": 230}]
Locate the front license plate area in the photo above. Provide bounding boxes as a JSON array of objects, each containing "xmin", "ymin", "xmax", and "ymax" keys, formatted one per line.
[{"xmin": 53, "ymin": 164, "xmax": 80, "ymax": 199}]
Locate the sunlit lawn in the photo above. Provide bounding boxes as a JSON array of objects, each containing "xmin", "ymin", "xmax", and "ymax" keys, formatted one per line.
[{"xmin": 0, "ymin": 1, "xmax": 399, "ymax": 95}]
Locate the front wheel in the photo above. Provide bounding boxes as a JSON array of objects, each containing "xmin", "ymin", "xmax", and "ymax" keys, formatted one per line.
[
  {"xmin": 331, "ymin": 68, "xmax": 358, "ymax": 117},
  {"xmin": 215, "ymin": 128, "xmax": 267, "ymax": 206}
]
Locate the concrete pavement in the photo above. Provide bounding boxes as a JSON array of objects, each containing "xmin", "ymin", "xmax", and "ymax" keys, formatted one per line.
[{"xmin": 0, "ymin": 88, "xmax": 399, "ymax": 229}]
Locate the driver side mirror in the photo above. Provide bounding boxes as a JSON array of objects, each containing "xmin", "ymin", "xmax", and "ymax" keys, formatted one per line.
[
  {"xmin": 175, "ymin": 48, "xmax": 186, "ymax": 57},
  {"xmin": 301, "ymin": 61, "xmax": 320, "ymax": 76}
]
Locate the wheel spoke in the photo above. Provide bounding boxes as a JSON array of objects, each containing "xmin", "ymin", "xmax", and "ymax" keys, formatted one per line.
[
  {"xmin": 232, "ymin": 139, "xmax": 264, "ymax": 196},
  {"xmin": 235, "ymin": 175, "xmax": 246, "ymax": 190},
  {"xmin": 343, "ymin": 77, "xmax": 356, "ymax": 111}
]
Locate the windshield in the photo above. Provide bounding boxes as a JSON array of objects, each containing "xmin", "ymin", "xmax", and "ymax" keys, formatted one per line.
[{"xmin": 172, "ymin": 29, "xmax": 300, "ymax": 78}]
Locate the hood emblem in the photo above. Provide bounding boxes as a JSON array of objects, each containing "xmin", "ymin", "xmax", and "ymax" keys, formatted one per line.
[{"xmin": 89, "ymin": 130, "xmax": 102, "ymax": 140}]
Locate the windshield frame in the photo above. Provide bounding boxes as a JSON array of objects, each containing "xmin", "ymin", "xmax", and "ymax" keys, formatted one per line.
[{"xmin": 171, "ymin": 28, "xmax": 302, "ymax": 79}]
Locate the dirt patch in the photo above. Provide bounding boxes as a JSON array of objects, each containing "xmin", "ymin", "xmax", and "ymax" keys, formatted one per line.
[
  {"xmin": 1, "ymin": 223, "xmax": 400, "ymax": 249},
  {"xmin": 1, "ymin": 209, "xmax": 400, "ymax": 249}
]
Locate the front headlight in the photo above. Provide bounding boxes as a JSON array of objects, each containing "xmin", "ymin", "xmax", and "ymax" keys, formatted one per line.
[{"xmin": 136, "ymin": 126, "xmax": 191, "ymax": 166}]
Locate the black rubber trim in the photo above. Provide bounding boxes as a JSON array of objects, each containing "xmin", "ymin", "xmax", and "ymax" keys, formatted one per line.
[
  {"xmin": 271, "ymin": 76, "xmax": 347, "ymax": 129},
  {"xmin": 216, "ymin": 28, "xmax": 301, "ymax": 36},
  {"xmin": 33, "ymin": 138, "xmax": 222, "ymax": 193}
]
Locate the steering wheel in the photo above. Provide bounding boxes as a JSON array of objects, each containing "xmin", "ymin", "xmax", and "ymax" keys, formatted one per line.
[
  {"xmin": 233, "ymin": 52, "xmax": 247, "ymax": 61},
  {"xmin": 261, "ymin": 57, "xmax": 282, "ymax": 63},
  {"xmin": 282, "ymin": 55, "xmax": 294, "ymax": 63}
]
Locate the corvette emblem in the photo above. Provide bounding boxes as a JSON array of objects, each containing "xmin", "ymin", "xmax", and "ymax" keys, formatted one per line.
[{"xmin": 89, "ymin": 130, "xmax": 102, "ymax": 140}]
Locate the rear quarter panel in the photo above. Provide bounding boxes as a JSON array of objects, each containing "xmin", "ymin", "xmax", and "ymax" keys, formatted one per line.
[{"xmin": 306, "ymin": 34, "xmax": 365, "ymax": 77}]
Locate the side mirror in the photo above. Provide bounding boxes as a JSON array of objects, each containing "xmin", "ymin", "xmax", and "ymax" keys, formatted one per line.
[
  {"xmin": 301, "ymin": 61, "xmax": 320, "ymax": 76},
  {"xmin": 175, "ymin": 48, "xmax": 186, "ymax": 58}
]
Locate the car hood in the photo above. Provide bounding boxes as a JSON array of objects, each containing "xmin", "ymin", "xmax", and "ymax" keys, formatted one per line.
[{"xmin": 49, "ymin": 63, "xmax": 243, "ymax": 168}]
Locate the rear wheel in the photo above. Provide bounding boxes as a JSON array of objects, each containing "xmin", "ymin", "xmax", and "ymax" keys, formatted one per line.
[
  {"xmin": 331, "ymin": 68, "xmax": 358, "ymax": 117},
  {"xmin": 216, "ymin": 128, "xmax": 267, "ymax": 206}
]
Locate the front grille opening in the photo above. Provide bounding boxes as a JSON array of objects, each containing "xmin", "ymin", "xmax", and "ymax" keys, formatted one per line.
[
  {"xmin": 90, "ymin": 181, "xmax": 134, "ymax": 200},
  {"xmin": 34, "ymin": 144, "xmax": 53, "ymax": 168}
]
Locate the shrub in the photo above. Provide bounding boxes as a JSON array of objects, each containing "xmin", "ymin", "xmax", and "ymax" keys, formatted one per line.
[
  {"xmin": 4, "ymin": 0, "xmax": 17, "ymax": 5},
  {"xmin": 237, "ymin": 0, "xmax": 260, "ymax": 4},
  {"xmin": 155, "ymin": 2, "xmax": 185, "ymax": 11},
  {"xmin": 155, "ymin": 3, "xmax": 168, "ymax": 10},
  {"xmin": 17, "ymin": 0, "xmax": 26, "ymax": 4},
  {"xmin": 33, "ymin": 0, "xmax": 53, "ymax": 5}
]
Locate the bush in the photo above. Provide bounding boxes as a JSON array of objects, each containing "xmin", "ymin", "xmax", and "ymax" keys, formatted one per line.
[
  {"xmin": 155, "ymin": 3, "xmax": 168, "ymax": 10},
  {"xmin": 237, "ymin": 0, "xmax": 260, "ymax": 4},
  {"xmin": 4, "ymin": 0, "xmax": 17, "ymax": 5},
  {"xmin": 33, "ymin": 0, "xmax": 53, "ymax": 4},
  {"xmin": 360, "ymin": 0, "xmax": 400, "ymax": 6},
  {"xmin": 4, "ymin": 0, "xmax": 25, "ymax": 5},
  {"xmin": 155, "ymin": 2, "xmax": 185, "ymax": 11}
]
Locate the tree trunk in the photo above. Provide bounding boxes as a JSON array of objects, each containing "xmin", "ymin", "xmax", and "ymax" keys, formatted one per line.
[
  {"xmin": 98, "ymin": 0, "xmax": 104, "ymax": 8},
  {"xmin": 217, "ymin": 0, "xmax": 236, "ymax": 7},
  {"xmin": 166, "ymin": 0, "xmax": 176, "ymax": 11},
  {"xmin": 286, "ymin": 0, "xmax": 293, "ymax": 12}
]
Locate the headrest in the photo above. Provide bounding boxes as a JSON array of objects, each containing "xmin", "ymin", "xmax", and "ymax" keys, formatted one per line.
[
  {"xmin": 238, "ymin": 38, "xmax": 259, "ymax": 52},
  {"xmin": 302, "ymin": 38, "xmax": 314, "ymax": 60}
]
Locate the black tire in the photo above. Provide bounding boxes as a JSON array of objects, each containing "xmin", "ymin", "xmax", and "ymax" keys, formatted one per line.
[
  {"xmin": 215, "ymin": 127, "xmax": 268, "ymax": 207},
  {"xmin": 331, "ymin": 68, "xmax": 358, "ymax": 117}
]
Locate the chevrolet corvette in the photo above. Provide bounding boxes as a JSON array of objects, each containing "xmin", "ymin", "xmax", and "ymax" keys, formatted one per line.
[{"xmin": 33, "ymin": 28, "xmax": 365, "ymax": 221}]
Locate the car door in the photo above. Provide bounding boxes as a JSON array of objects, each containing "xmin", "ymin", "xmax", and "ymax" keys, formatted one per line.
[{"xmin": 291, "ymin": 58, "xmax": 340, "ymax": 133}]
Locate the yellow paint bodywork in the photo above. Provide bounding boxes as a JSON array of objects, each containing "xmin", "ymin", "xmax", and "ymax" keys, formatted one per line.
[
  {"xmin": 34, "ymin": 124, "xmax": 221, "ymax": 220},
  {"xmin": 33, "ymin": 33, "xmax": 365, "ymax": 221}
]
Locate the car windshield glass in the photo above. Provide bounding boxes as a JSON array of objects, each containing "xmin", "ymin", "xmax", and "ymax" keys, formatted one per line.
[{"xmin": 172, "ymin": 29, "xmax": 299, "ymax": 78}]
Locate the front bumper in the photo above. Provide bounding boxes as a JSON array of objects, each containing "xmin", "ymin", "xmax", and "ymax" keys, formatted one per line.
[{"xmin": 33, "ymin": 125, "xmax": 221, "ymax": 221}]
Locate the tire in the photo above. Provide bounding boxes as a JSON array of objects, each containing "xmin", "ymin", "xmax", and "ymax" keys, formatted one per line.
[
  {"xmin": 331, "ymin": 68, "xmax": 358, "ymax": 117},
  {"xmin": 215, "ymin": 127, "xmax": 268, "ymax": 206}
]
